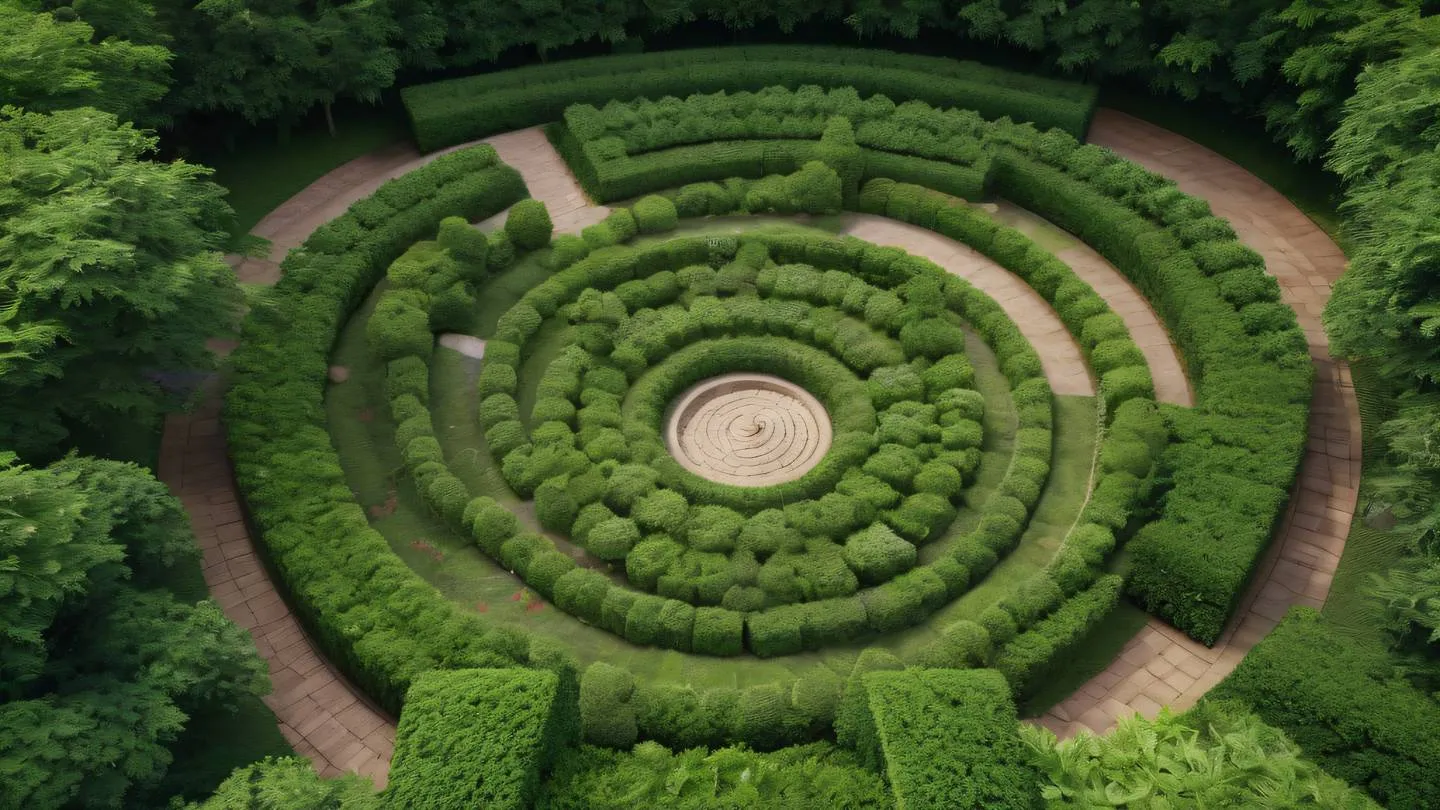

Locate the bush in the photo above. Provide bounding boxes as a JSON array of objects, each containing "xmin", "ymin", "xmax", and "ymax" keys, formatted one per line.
[
  {"xmin": 470, "ymin": 497, "xmax": 519, "ymax": 556},
  {"xmin": 632, "ymin": 195, "xmax": 679, "ymax": 233},
  {"xmin": 367, "ymin": 292, "xmax": 433, "ymax": 361},
  {"xmin": 438, "ymin": 215, "xmax": 489, "ymax": 280},
  {"xmin": 387, "ymin": 668, "xmax": 575, "ymax": 810},
  {"xmin": 842, "ymin": 523, "xmax": 916, "ymax": 585},
  {"xmin": 918, "ymin": 619, "xmax": 991, "ymax": 669},
  {"xmin": 993, "ymin": 575, "xmax": 1122, "ymax": 698},
  {"xmin": 587, "ymin": 517, "xmax": 640, "ymax": 561},
  {"xmin": 691, "ymin": 607, "xmax": 744, "ymax": 656},
  {"xmin": 1211, "ymin": 608, "xmax": 1440, "ymax": 809},
  {"xmin": 787, "ymin": 161, "xmax": 843, "ymax": 214},
  {"xmin": 853, "ymin": 669, "xmax": 1042, "ymax": 809},
  {"xmin": 578, "ymin": 663, "xmax": 637, "ymax": 748},
  {"xmin": 747, "ymin": 606, "xmax": 805, "ymax": 658},
  {"xmin": 505, "ymin": 199, "xmax": 554, "ymax": 250}
]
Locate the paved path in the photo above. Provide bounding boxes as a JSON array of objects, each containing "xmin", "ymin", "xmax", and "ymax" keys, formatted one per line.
[
  {"xmin": 159, "ymin": 373, "xmax": 395, "ymax": 787},
  {"xmin": 1035, "ymin": 110, "xmax": 1360, "ymax": 738},
  {"xmin": 841, "ymin": 214, "xmax": 1095, "ymax": 396}
]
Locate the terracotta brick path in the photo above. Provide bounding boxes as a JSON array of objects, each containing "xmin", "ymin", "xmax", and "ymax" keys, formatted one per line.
[{"xmin": 1034, "ymin": 110, "xmax": 1360, "ymax": 738}]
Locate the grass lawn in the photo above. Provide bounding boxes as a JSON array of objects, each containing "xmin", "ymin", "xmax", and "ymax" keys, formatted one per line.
[
  {"xmin": 195, "ymin": 102, "xmax": 411, "ymax": 238},
  {"xmin": 1101, "ymin": 87, "xmax": 1344, "ymax": 239},
  {"xmin": 323, "ymin": 223, "xmax": 1100, "ymax": 694}
]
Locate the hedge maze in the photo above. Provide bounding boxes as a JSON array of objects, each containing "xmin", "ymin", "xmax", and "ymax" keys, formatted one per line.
[{"xmin": 226, "ymin": 47, "xmax": 1317, "ymax": 806}]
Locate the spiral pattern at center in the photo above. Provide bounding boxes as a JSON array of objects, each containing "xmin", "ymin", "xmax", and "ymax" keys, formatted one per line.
[{"xmin": 666, "ymin": 374, "xmax": 833, "ymax": 487}]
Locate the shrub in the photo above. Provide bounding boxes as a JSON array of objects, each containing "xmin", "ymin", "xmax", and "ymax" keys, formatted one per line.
[
  {"xmin": 367, "ymin": 292, "xmax": 433, "ymax": 361},
  {"xmin": 853, "ymin": 669, "xmax": 1042, "ymax": 809},
  {"xmin": 657, "ymin": 600, "xmax": 696, "ymax": 651},
  {"xmin": 788, "ymin": 161, "xmax": 843, "ymax": 214},
  {"xmin": 919, "ymin": 619, "xmax": 991, "ymax": 669},
  {"xmin": 438, "ymin": 215, "xmax": 489, "ymax": 279},
  {"xmin": 578, "ymin": 663, "xmax": 637, "ymax": 748},
  {"xmin": 387, "ymin": 668, "xmax": 575, "ymax": 810},
  {"xmin": 587, "ymin": 517, "xmax": 640, "ymax": 561},
  {"xmin": 842, "ymin": 523, "xmax": 917, "ymax": 585},
  {"xmin": 470, "ymin": 497, "xmax": 519, "ymax": 556},
  {"xmin": 505, "ymin": 199, "xmax": 554, "ymax": 250},
  {"xmin": 691, "ymin": 607, "xmax": 744, "ymax": 656},
  {"xmin": 631, "ymin": 488, "xmax": 689, "ymax": 535},
  {"xmin": 1211, "ymin": 608, "xmax": 1440, "ymax": 809},
  {"xmin": 632, "ymin": 195, "xmax": 679, "ymax": 234},
  {"xmin": 747, "ymin": 606, "xmax": 805, "ymax": 658},
  {"xmin": 487, "ymin": 229, "xmax": 516, "ymax": 270},
  {"xmin": 994, "ymin": 575, "xmax": 1122, "ymax": 698}
]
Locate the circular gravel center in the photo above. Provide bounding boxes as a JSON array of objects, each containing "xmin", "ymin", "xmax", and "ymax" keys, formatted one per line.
[{"xmin": 666, "ymin": 373, "xmax": 833, "ymax": 487}]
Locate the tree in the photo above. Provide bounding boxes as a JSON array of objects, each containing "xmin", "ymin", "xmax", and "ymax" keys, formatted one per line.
[
  {"xmin": 0, "ymin": 2, "xmax": 171, "ymax": 123},
  {"xmin": 306, "ymin": 0, "xmax": 400, "ymax": 136},
  {"xmin": 0, "ymin": 106, "xmax": 240, "ymax": 459},
  {"xmin": 0, "ymin": 456, "xmax": 268, "ymax": 808}
]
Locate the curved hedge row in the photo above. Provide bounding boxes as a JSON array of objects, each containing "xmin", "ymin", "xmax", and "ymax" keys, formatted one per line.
[
  {"xmin": 552, "ymin": 87, "xmax": 993, "ymax": 202},
  {"xmin": 375, "ymin": 189, "xmax": 1062, "ymax": 657},
  {"xmin": 224, "ymin": 146, "xmax": 546, "ymax": 715},
  {"xmin": 986, "ymin": 129, "xmax": 1312, "ymax": 644},
  {"xmin": 545, "ymin": 90, "xmax": 1310, "ymax": 644},
  {"xmin": 401, "ymin": 45, "xmax": 1097, "ymax": 151}
]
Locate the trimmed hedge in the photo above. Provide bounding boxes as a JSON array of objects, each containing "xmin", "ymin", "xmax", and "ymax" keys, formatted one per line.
[
  {"xmin": 402, "ymin": 45, "xmax": 1097, "ymax": 151},
  {"xmin": 852, "ymin": 668, "xmax": 1042, "ymax": 809},
  {"xmin": 988, "ymin": 131, "xmax": 1310, "ymax": 643},
  {"xmin": 386, "ymin": 668, "xmax": 578, "ymax": 809},
  {"xmin": 1211, "ymin": 608, "xmax": 1440, "ymax": 809},
  {"xmin": 225, "ymin": 146, "xmax": 535, "ymax": 714}
]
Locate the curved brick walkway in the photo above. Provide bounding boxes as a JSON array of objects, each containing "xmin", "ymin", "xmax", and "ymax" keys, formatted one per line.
[{"xmin": 1035, "ymin": 110, "xmax": 1360, "ymax": 738}]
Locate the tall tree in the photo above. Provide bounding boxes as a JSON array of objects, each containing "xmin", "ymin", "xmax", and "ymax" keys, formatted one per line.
[
  {"xmin": 0, "ymin": 456, "xmax": 268, "ymax": 808},
  {"xmin": 0, "ymin": 1, "xmax": 171, "ymax": 122},
  {"xmin": 0, "ymin": 106, "xmax": 240, "ymax": 459}
]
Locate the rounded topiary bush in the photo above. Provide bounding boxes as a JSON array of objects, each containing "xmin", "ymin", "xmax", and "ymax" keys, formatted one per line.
[
  {"xmin": 842, "ymin": 523, "xmax": 917, "ymax": 585},
  {"xmin": 633, "ymin": 195, "xmax": 679, "ymax": 233},
  {"xmin": 504, "ymin": 198, "xmax": 554, "ymax": 250}
]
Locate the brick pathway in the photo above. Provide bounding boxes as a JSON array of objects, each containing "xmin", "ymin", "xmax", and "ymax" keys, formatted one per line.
[
  {"xmin": 159, "ymin": 373, "xmax": 395, "ymax": 787},
  {"xmin": 1034, "ymin": 110, "xmax": 1360, "ymax": 738}
]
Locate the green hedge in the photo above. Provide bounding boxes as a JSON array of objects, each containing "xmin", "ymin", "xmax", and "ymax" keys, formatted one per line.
[
  {"xmin": 1210, "ymin": 608, "xmax": 1440, "ymax": 809},
  {"xmin": 225, "ymin": 146, "xmax": 534, "ymax": 714},
  {"xmin": 386, "ymin": 668, "xmax": 577, "ymax": 809},
  {"xmin": 402, "ymin": 45, "xmax": 1097, "ymax": 151},
  {"xmin": 851, "ymin": 668, "xmax": 1042, "ymax": 809},
  {"xmin": 988, "ymin": 131, "xmax": 1310, "ymax": 644},
  {"xmin": 554, "ymin": 86, "xmax": 993, "ymax": 203}
]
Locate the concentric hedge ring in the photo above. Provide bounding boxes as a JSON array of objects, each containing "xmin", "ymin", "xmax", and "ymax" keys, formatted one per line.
[
  {"xmin": 375, "ymin": 209, "xmax": 1063, "ymax": 657},
  {"xmin": 667, "ymin": 373, "xmax": 832, "ymax": 487}
]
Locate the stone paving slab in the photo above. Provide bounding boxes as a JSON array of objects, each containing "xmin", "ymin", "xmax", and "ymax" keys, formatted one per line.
[{"xmin": 1036, "ymin": 110, "xmax": 1360, "ymax": 740}]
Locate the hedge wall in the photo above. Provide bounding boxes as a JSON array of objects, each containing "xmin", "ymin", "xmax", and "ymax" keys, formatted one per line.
[
  {"xmin": 401, "ymin": 45, "xmax": 1097, "ymax": 151},
  {"xmin": 852, "ymin": 668, "xmax": 1041, "ymax": 809},
  {"xmin": 1210, "ymin": 608, "xmax": 1440, "ymax": 810},
  {"xmin": 386, "ymin": 668, "xmax": 578, "ymax": 809},
  {"xmin": 224, "ymin": 146, "xmax": 535, "ymax": 713}
]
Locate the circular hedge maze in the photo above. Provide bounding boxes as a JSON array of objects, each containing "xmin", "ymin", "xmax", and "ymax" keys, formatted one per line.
[{"xmin": 227, "ymin": 54, "xmax": 1316, "ymax": 768}]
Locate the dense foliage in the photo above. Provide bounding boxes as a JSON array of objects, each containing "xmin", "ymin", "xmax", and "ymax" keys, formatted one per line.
[
  {"xmin": 1211, "ymin": 608, "xmax": 1440, "ymax": 809},
  {"xmin": 0, "ymin": 456, "xmax": 267, "ymax": 808},
  {"xmin": 849, "ymin": 668, "xmax": 1041, "ymax": 809},
  {"xmin": 185, "ymin": 757, "xmax": 381, "ymax": 810},
  {"xmin": 537, "ymin": 741, "xmax": 891, "ymax": 809},
  {"xmin": 1023, "ymin": 701, "xmax": 1379, "ymax": 808},
  {"xmin": 386, "ymin": 668, "xmax": 578, "ymax": 810},
  {"xmin": 0, "ymin": 107, "xmax": 241, "ymax": 459}
]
